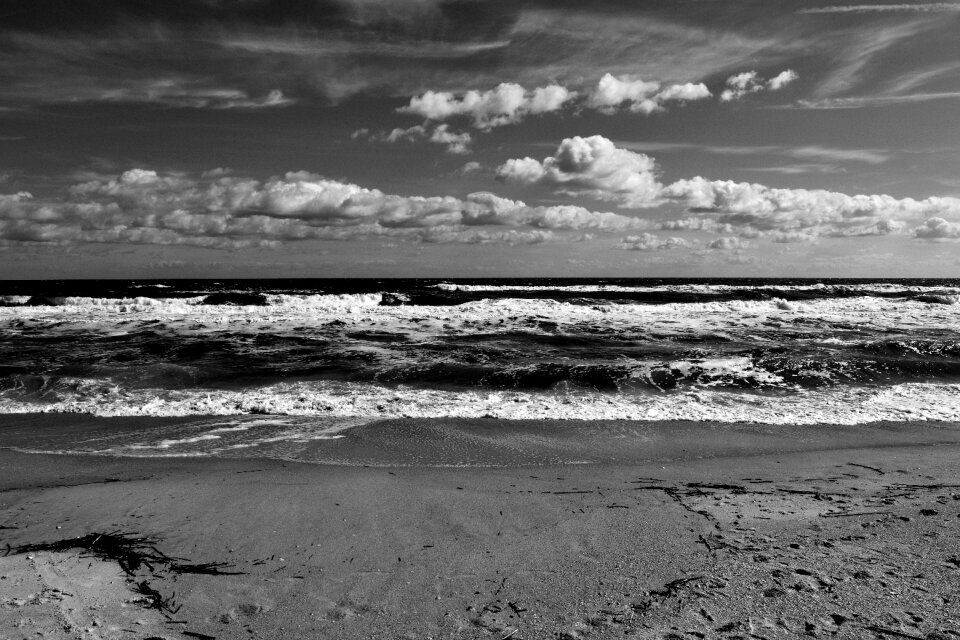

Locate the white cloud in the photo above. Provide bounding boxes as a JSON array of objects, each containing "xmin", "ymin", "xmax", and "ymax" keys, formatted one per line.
[
  {"xmin": 811, "ymin": 22, "xmax": 925, "ymax": 100},
  {"xmin": 397, "ymin": 82, "xmax": 576, "ymax": 130},
  {"xmin": 617, "ymin": 233, "xmax": 691, "ymax": 251},
  {"xmin": 87, "ymin": 81, "xmax": 294, "ymax": 109},
  {"xmin": 721, "ymin": 69, "xmax": 798, "ymax": 101},
  {"xmin": 0, "ymin": 168, "xmax": 652, "ymax": 248},
  {"xmin": 498, "ymin": 135, "xmax": 960, "ymax": 240},
  {"xmin": 587, "ymin": 74, "xmax": 710, "ymax": 114},
  {"xmin": 382, "ymin": 126, "xmax": 426, "ymax": 143},
  {"xmin": 788, "ymin": 145, "xmax": 888, "ymax": 164},
  {"xmin": 522, "ymin": 205, "xmax": 654, "ymax": 231},
  {"xmin": 619, "ymin": 141, "xmax": 890, "ymax": 165},
  {"xmin": 656, "ymin": 82, "xmax": 713, "ymax": 102},
  {"xmin": 720, "ymin": 71, "xmax": 762, "ymax": 101},
  {"xmin": 770, "ymin": 230, "xmax": 819, "ymax": 244},
  {"xmin": 743, "ymin": 164, "xmax": 841, "ymax": 175},
  {"xmin": 800, "ymin": 3, "xmax": 960, "ymax": 13},
  {"xmin": 529, "ymin": 84, "xmax": 576, "ymax": 114},
  {"xmin": 661, "ymin": 175, "xmax": 960, "ymax": 235},
  {"xmin": 767, "ymin": 69, "xmax": 800, "ymax": 91},
  {"xmin": 420, "ymin": 228, "xmax": 553, "ymax": 245},
  {"xmin": 658, "ymin": 217, "xmax": 723, "ymax": 233},
  {"xmin": 706, "ymin": 237, "xmax": 748, "ymax": 251},
  {"xmin": 427, "ymin": 125, "xmax": 473, "ymax": 155},
  {"xmin": 495, "ymin": 135, "xmax": 662, "ymax": 207},
  {"xmin": 795, "ymin": 91, "xmax": 960, "ymax": 109},
  {"xmin": 368, "ymin": 124, "xmax": 473, "ymax": 154},
  {"xmin": 458, "ymin": 161, "xmax": 483, "ymax": 175},
  {"xmin": 914, "ymin": 217, "xmax": 960, "ymax": 239},
  {"xmin": 588, "ymin": 74, "xmax": 660, "ymax": 112},
  {"xmin": 397, "ymin": 74, "xmax": 710, "ymax": 133}
]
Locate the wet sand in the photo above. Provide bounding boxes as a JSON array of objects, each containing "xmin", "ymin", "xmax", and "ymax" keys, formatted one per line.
[{"xmin": 1, "ymin": 417, "xmax": 959, "ymax": 639}]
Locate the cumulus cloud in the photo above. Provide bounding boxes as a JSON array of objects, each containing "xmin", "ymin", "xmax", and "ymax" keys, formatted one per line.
[
  {"xmin": 588, "ymin": 74, "xmax": 711, "ymax": 114},
  {"xmin": 659, "ymin": 176, "xmax": 960, "ymax": 235},
  {"xmin": 706, "ymin": 237, "xmax": 749, "ymax": 251},
  {"xmin": 721, "ymin": 69, "xmax": 798, "ymax": 101},
  {"xmin": 769, "ymin": 230, "xmax": 819, "ymax": 244},
  {"xmin": 361, "ymin": 124, "xmax": 473, "ymax": 154},
  {"xmin": 658, "ymin": 217, "xmax": 724, "ymax": 233},
  {"xmin": 767, "ymin": 70, "xmax": 800, "ymax": 91},
  {"xmin": 588, "ymin": 74, "xmax": 660, "ymax": 112},
  {"xmin": 720, "ymin": 71, "xmax": 762, "ymax": 101},
  {"xmin": 495, "ymin": 135, "xmax": 662, "ymax": 207},
  {"xmin": 397, "ymin": 82, "xmax": 576, "ymax": 130},
  {"xmin": 458, "ymin": 161, "xmax": 483, "ymax": 175},
  {"xmin": 425, "ymin": 125, "xmax": 473, "ymax": 155},
  {"xmin": 0, "ymin": 168, "xmax": 653, "ymax": 248},
  {"xmin": 421, "ymin": 228, "xmax": 553, "ymax": 245},
  {"xmin": 914, "ymin": 217, "xmax": 960, "ymax": 239},
  {"xmin": 396, "ymin": 74, "xmax": 712, "ymax": 133},
  {"xmin": 497, "ymin": 135, "xmax": 960, "ymax": 241},
  {"xmin": 617, "ymin": 233, "xmax": 692, "ymax": 251}
]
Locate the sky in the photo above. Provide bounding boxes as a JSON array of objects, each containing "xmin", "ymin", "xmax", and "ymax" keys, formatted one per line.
[{"xmin": 1, "ymin": 0, "xmax": 960, "ymax": 278}]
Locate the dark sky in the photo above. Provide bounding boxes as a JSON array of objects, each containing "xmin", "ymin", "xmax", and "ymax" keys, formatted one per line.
[{"xmin": 2, "ymin": 0, "xmax": 960, "ymax": 277}]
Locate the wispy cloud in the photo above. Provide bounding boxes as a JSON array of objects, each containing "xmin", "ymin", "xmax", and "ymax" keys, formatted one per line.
[
  {"xmin": 356, "ymin": 124, "xmax": 473, "ymax": 155},
  {"xmin": 89, "ymin": 86, "xmax": 294, "ymax": 110},
  {"xmin": 789, "ymin": 145, "xmax": 889, "ymax": 164},
  {"xmin": 812, "ymin": 21, "xmax": 931, "ymax": 98},
  {"xmin": 617, "ymin": 142, "xmax": 890, "ymax": 164},
  {"xmin": 795, "ymin": 91, "xmax": 960, "ymax": 109},
  {"xmin": 800, "ymin": 3, "xmax": 960, "ymax": 13},
  {"xmin": 221, "ymin": 37, "xmax": 513, "ymax": 60},
  {"xmin": 0, "ymin": 4, "xmax": 790, "ymax": 108},
  {"xmin": 881, "ymin": 61, "xmax": 960, "ymax": 95},
  {"xmin": 741, "ymin": 164, "xmax": 844, "ymax": 175},
  {"xmin": 505, "ymin": 9, "xmax": 789, "ymax": 90}
]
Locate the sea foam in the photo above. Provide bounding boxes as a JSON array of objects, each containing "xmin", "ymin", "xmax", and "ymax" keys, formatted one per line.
[{"xmin": 1, "ymin": 378, "xmax": 959, "ymax": 425}]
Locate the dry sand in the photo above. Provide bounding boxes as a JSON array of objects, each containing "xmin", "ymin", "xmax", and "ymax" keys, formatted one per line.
[{"xmin": 1, "ymin": 417, "xmax": 959, "ymax": 639}]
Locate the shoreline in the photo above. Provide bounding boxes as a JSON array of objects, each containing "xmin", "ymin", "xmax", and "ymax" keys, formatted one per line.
[
  {"xmin": 3, "ymin": 414, "xmax": 960, "ymax": 466},
  {"xmin": 1, "ymin": 419, "xmax": 959, "ymax": 638}
]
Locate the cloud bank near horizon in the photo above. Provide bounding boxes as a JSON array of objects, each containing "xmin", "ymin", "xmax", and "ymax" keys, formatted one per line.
[
  {"xmin": 0, "ymin": 167, "xmax": 660, "ymax": 250},
  {"xmin": 3, "ymin": 134, "xmax": 959, "ymax": 254},
  {"xmin": 496, "ymin": 135, "xmax": 960, "ymax": 242}
]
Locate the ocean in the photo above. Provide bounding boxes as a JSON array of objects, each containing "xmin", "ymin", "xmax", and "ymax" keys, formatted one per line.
[{"xmin": 1, "ymin": 278, "xmax": 959, "ymax": 459}]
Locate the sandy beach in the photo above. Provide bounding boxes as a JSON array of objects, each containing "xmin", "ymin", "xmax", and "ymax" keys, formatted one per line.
[{"xmin": 2, "ymin": 417, "xmax": 959, "ymax": 640}]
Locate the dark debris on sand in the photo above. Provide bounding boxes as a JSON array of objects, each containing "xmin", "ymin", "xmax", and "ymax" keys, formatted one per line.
[
  {"xmin": 4, "ymin": 530, "xmax": 244, "ymax": 618},
  {"xmin": 485, "ymin": 466, "xmax": 960, "ymax": 640}
]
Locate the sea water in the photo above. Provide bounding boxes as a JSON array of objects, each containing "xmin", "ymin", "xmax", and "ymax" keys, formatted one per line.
[{"xmin": 1, "ymin": 278, "xmax": 959, "ymax": 457}]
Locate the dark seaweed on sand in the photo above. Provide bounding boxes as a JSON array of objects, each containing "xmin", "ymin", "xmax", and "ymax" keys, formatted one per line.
[
  {"xmin": 4, "ymin": 530, "xmax": 245, "ymax": 576},
  {"xmin": 4, "ymin": 531, "xmax": 168, "ymax": 575},
  {"xmin": 3, "ymin": 530, "xmax": 245, "ymax": 618},
  {"xmin": 133, "ymin": 579, "xmax": 182, "ymax": 615}
]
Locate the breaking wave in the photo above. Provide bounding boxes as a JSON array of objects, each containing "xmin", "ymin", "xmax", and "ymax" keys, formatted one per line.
[
  {"xmin": 2, "ymin": 278, "xmax": 959, "ymax": 424},
  {"xmin": 0, "ymin": 378, "xmax": 958, "ymax": 425}
]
